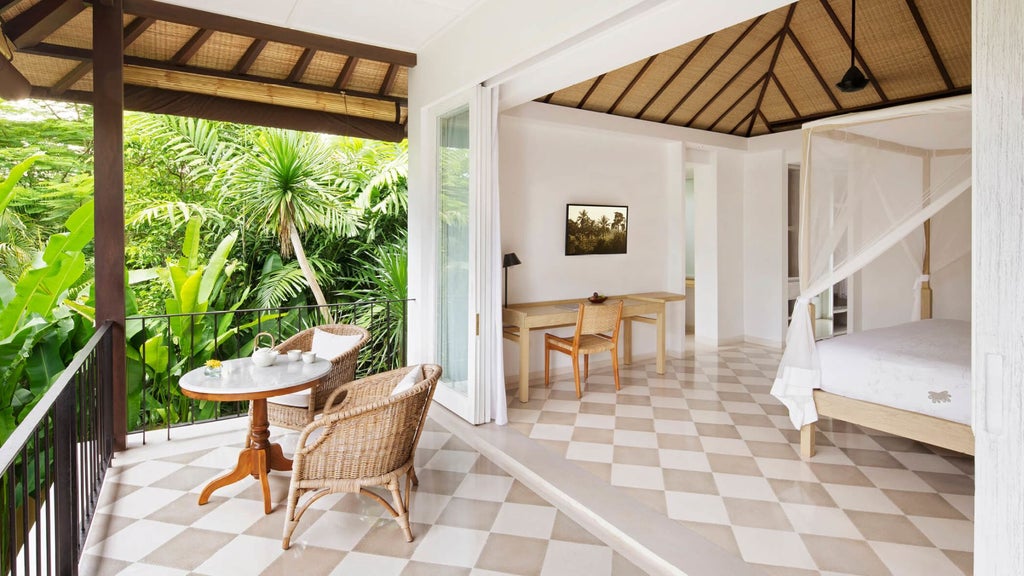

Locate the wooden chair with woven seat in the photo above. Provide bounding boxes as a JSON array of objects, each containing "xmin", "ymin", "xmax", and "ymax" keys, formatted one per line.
[
  {"xmin": 265, "ymin": 324, "xmax": 370, "ymax": 431},
  {"xmin": 281, "ymin": 364, "xmax": 442, "ymax": 548},
  {"xmin": 544, "ymin": 299, "xmax": 624, "ymax": 398}
]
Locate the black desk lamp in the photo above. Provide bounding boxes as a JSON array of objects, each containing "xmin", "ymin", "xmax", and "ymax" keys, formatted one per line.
[{"xmin": 502, "ymin": 252, "xmax": 521, "ymax": 308}]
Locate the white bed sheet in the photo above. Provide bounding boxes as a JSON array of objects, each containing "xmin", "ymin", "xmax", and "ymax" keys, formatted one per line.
[{"xmin": 816, "ymin": 319, "xmax": 971, "ymax": 424}]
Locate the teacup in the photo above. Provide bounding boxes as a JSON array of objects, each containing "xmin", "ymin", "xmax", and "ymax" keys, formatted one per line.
[
  {"xmin": 301, "ymin": 351, "xmax": 317, "ymax": 364},
  {"xmin": 287, "ymin": 349, "xmax": 302, "ymax": 362}
]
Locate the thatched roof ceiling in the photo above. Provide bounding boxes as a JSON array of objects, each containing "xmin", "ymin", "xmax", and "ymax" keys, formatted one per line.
[
  {"xmin": 0, "ymin": 0, "xmax": 414, "ymax": 141},
  {"xmin": 539, "ymin": 0, "xmax": 970, "ymax": 137}
]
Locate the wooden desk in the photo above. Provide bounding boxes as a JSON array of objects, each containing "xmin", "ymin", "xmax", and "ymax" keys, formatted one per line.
[
  {"xmin": 179, "ymin": 357, "xmax": 331, "ymax": 514},
  {"xmin": 502, "ymin": 292, "xmax": 684, "ymax": 403}
]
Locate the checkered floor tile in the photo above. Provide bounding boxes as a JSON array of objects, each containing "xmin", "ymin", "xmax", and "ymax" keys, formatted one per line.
[
  {"xmin": 81, "ymin": 342, "xmax": 974, "ymax": 576},
  {"xmin": 80, "ymin": 418, "xmax": 645, "ymax": 576},
  {"xmin": 507, "ymin": 344, "xmax": 974, "ymax": 576}
]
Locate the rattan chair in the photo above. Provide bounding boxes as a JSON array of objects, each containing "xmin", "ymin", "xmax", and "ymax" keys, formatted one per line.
[
  {"xmin": 266, "ymin": 324, "xmax": 370, "ymax": 430},
  {"xmin": 281, "ymin": 364, "xmax": 442, "ymax": 548},
  {"xmin": 544, "ymin": 300, "xmax": 623, "ymax": 398}
]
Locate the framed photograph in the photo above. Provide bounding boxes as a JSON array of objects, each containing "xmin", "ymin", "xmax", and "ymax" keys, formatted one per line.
[{"xmin": 565, "ymin": 204, "xmax": 628, "ymax": 256}]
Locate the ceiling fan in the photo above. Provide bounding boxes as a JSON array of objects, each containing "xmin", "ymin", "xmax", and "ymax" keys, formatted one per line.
[{"xmin": 836, "ymin": 0, "xmax": 869, "ymax": 93}]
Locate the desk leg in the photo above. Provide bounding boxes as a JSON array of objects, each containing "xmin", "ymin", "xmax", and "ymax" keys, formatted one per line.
[
  {"xmin": 519, "ymin": 328, "xmax": 530, "ymax": 403},
  {"xmin": 656, "ymin": 310, "xmax": 666, "ymax": 374},
  {"xmin": 623, "ymin": 320, "xmax": 632, "ymax": 366}
]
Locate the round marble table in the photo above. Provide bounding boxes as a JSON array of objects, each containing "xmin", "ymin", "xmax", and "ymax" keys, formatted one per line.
[{"xmin": 179, "ymin": 356, "xmax": 331, "ymax": 514}]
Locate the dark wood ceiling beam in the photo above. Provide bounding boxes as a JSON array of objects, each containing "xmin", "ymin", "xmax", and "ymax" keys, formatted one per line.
[
  {"xmin": 635, "ymin": 33, "xmax": 714, "ymax": 119},
  {"xmin": 333, "ymin": 56, "xmax": 358, "ymax": 90},
  {"xmin": 123, "ymin": 15, "xmax": 154, "ymax": 44},
  {"xmin": 40, "ymin": 85, "xmax": 407, "ymax": 141},
  {"xmin": 729, "ymin": 109, "xmax": 756, "ymax": 135},
  {"xmin": 904, "ymin": 0, "xmax": 954, "ymax": 90},
  {"xmin": 685, "ymin": 27, "xmax": 783, "ymax": 127},
  {"xmin": 772, "ymin": 74, "xmax": 799, "ymax": 117},
  {"xmin": 746, "ymin": 5, "xmax": 795, "ymax": 137},
  {"xmin": 0, "ymin": 56, "xmax": 32, "ymax": 99},
  {"xmin": 50, "ymin": 61, "xmax": 92, "ymax": 95},
  {"xmin": 818, "ymin": 0, "xmax": 887, "ymax": 101},
  {"xmin": 757, "ymin": 110, "xmax": 773, "ymax": 133},
  {"xmin": 4, "ymin": 0, "xmax": 84, "ymax": 48},
  {"xmin": 122, "ymin": 0, "xmax": 416, "ymax": 66},
  {"xmin": 707, "ymin": 71, "xmax": 766, "ymax": 132},
  {"xmin": 379, "ymin": 63, "xmax": 397, "ymax": 95},
  {"xmin": 659, "ymin": 14, "xmax": 766, "ymax": 123},
  {"xmin": 578, "ymin": 74, "xmax": 605, "ymax": 109},
  {"xmin": 49, "ymin": 16, "xmax": 152, "ymax": 97},
  {"xmin": 172, "ymin": 28, "xmax": 212, "ymax": 64},
  {"xmin": 287, "ymin": 47, "xmax": 315, "ymax": 83},
  {"xmin": 767, "ymin": 86, "xmax": 971, "ymax": 130},
  {"xmin": 233, "ymin": 38, "xmax": 266, "ymax": 74},
  {"xmin": 23, "ymin": 43, "xmax": 408, "ymax": 105},
  {"xmin": 541, "ymin": 93, "xmax": 554, "ymax": 104},
  {"xmin": 607, "ymin": 55, "xmax": 655, "ymax": 115},
  {"xmin": 787, "ymin": 29, "xmax": 841, "ymax": 110}
]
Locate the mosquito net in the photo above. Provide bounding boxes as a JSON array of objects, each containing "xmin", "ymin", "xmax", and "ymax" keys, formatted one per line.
[{"xmin": 772, "ymin": 96, "xmax": 972, "ymax": 429}]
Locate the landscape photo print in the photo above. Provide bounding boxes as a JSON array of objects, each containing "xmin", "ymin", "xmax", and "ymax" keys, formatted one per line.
[{"xmin": 565, "ymin": 204, "xmax": 628, "ymax": 256}]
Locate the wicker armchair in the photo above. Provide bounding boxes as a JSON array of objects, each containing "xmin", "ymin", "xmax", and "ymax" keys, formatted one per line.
[
  {"xmin": 266, "ymin": 324, "xmax": 370, "ymax": 430},
  {"xmin": 544, "ymin": 300, "xmax": 624, "ymax": 398},
  {"xmin": 281, "ymin": 364, "xmax": 442, "ymax": 548}
]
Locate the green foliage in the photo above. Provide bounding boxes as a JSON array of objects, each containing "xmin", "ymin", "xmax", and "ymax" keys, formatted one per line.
[
  {"xmin": 0, "ymin": 159, "xmax": 95, "ymax": 443},
  {"xmin": 2, "ymin": 101, "xmax": 412, "ymax": 433},
  {"xmin": 126, "ymin": 218, "xmax": 248, "ymax": 429}
]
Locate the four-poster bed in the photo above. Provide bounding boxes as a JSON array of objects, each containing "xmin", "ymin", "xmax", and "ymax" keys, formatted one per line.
[{"xmin": 771, "ymin": 96, "xmax": 975, "ymax": 459}]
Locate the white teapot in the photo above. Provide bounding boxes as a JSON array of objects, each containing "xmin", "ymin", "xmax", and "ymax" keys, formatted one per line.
[{"xmin": 251, "ymin": 332, "xmax": 279, "ymax": 367}]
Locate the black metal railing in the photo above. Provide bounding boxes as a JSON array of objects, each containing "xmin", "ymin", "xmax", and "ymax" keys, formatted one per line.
[
  {"xmin": 126, "ymin": 299, "xmax": 410, "ymax": 442},
  {"xmin": 0, "ymin": 321, "xmax": 114, "ymax": 576}
]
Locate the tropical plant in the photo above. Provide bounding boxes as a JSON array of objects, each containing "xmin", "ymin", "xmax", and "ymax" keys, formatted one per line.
[
  {"xmin": 124, "ymin": 217, "xmax": 252, "ymax": 428},
  {"xmin": 0, "ymin": 155, "xmax": 95, "ymax": 442},
  {"xmin": 227, "ymin": 129, "xmax": 361, "ymax": 322}
]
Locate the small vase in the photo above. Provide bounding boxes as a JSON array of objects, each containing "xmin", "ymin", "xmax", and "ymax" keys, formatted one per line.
[{"xmin": 204, "ymin": 366, "xmax": 222, "ymax": 377}]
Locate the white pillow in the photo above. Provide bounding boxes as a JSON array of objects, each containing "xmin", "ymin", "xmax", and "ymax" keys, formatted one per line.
[
  {"xmin": 310, "ymin": 329, "xmax": 362, "ymax": 360},
  {"xmin": 269, "ymin": 388, "xmax": 309, "ymax": 408},
  {"xmin": 391, "ymin": 365, "xmax": 423, "ymax": 396}
]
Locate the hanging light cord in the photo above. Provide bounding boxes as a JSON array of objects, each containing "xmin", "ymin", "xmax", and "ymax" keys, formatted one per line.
[{"xmin": 849, "ymin": 0, "xmax": 857, "ymax": 69}]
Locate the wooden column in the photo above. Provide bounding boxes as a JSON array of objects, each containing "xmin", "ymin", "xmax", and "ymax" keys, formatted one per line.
[
  {"xmin": 93, "ymin": 0, "xmax": 127, "ymax": 450},
  {"xmin": 974, "ymin": 0, "xmax": 1024, "ymax": 573}
]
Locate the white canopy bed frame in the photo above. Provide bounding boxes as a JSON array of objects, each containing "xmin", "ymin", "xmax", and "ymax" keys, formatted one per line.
[{"xmin": 770, "ymin": 96, "xmax": 974, "ymax": 459}]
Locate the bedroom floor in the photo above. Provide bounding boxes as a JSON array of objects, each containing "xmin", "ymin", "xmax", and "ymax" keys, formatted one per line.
[{"xmin": 507, "ymin": 344, "xmax": 974, "ymax": 576}]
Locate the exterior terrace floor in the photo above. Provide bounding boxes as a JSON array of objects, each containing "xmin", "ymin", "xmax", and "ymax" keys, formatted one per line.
[{"xmin": 80, "ymin": 344, "xmax": 974, "ymax": 575}]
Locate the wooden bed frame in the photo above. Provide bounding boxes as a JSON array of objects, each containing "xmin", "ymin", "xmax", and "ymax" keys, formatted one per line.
[{"xmin": 798, "ymin": 220, "xmax": 976, "ymax": 458}]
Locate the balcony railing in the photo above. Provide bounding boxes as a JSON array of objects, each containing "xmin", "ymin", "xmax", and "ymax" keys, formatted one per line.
[
  {"xmin": 126, "ymin": 299, "xmax": 409, "ymax": 442},
  {"xmin": 1, "ymin": 321, "xmax": 114, "ymax": 576}
]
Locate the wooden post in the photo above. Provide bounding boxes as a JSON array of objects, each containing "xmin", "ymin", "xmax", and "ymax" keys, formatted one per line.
[
  {"xmin": 93, "ymin": 0, "xmax": 127, "ymax": 450},
  {"xmin": 920, "ymin": 219, "xmax": 933, "ymax": 320}
]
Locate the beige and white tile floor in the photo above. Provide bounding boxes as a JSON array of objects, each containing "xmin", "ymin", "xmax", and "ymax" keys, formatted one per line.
[
  {"xmin": 504, "ymin": 344, "xmax": 974, "ymax": 576},
  {"xmin": 80, "ymin": 343, "xmax": 974, "ymax": 576},
  {"xmin": 81, "ymin": 417, "xmax": 646, "ymax": 576}
]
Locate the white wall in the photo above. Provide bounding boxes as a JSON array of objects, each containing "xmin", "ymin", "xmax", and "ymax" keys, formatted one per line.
[
  {"xmin": 742, "ymin": 150, "xmax": 788, "ymax": 348},
  {"xmin": 692, "ymin": 150, "xmax": 746, "ymax": 348},
  {"xmin": 498, "ymin": 109, "xmax": 685, "ymax": 376}
]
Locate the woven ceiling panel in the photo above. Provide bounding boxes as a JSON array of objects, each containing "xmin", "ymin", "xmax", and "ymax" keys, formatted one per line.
[
  {"xmin": 538, "ymin": 0, "xmax": 970, "ymax": 137},
  {"xmin": 190, "ymin": 31, "xmax": 252, "ymax": 72}
]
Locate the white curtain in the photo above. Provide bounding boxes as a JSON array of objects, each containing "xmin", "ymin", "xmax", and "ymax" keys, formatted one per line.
[
  {"xmin": 475, "ymin": 84, "xmax": 508, "ymax": 425},
  {"xmin": 771, "ymin": 96, "xmax": 972, "ymax": 429}
]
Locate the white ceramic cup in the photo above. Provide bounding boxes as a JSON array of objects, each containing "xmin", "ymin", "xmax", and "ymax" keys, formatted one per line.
[
  {"xmin": 287, "ymin": 349, "xmax": 302, "ymax": 362},
  {"xmin": 301, "ymin": 351, "xmax": 317, "ymax": 364}
]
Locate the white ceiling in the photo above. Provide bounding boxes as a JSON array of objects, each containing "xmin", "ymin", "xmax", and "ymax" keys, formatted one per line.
[{"xmin": 154, "ymin": 0, "xmax": 483, "ymax": 53}]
